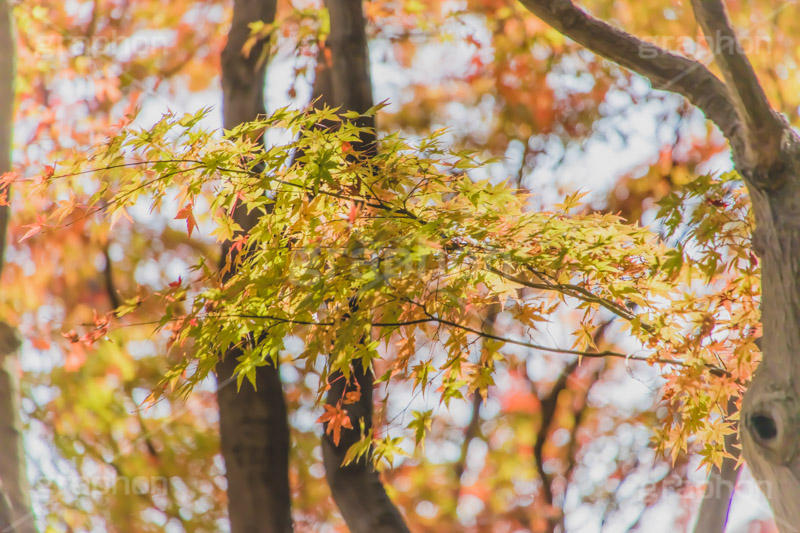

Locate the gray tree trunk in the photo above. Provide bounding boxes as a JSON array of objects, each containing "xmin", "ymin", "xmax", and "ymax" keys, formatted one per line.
[
  {"xmin": 515, "ymin": 0, "xmax": 799, "ymax": 531},
  {"xmin": 216, "ymin": 1, "xmax": 293, "ymax": 532},
  {"xmin": 313, "ymin": 1, "xmax": 409, "ymax": 531},
  {"xmin": 0, "ymin": 1, "xmax": 35, "ymax": 531}
]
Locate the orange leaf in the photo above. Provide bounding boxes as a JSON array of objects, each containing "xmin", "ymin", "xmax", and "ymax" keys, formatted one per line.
[
  {"xmin": 0, "ymin": 171, "xmax": 18, "ymax": 186},
  {"xmin": 175, "ymin": 203, "xmax": 197, "ymax": 238},
  {"xmin": 19, "ymin": 224, "xmax": 41, "ymax": 242},
  {"xmin": 317, "ymin": 403, "xmax": 353, "ymax": 446},
  {"xmin": 348, "ymin": 202, "xmax": 359, "ymax": 224},
  {"xmin": 344, "ymin": 390, "xmax": 361, "ymax": 404},
  {"xmin": 61, "ymin": 329, "xmax": 80, "ymax": 343}
]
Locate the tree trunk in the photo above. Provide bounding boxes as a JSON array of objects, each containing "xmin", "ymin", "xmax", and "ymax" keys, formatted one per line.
[
  {"xmin": 0, "ymin": 1, "xmax": 36, "ymax": 531},
  {"xmin": 322, "ymin": 360, "xmax": 410, "ymax": 533},
  {"xmin": 314, "ymin": 1, "xmax": 409, "ymax": 531},
  {"xmin": 740, "ymin": 166, "xmax": 800, "ymax": 530},
  {"xmin": 216, "ymin": 1, "xmax": 293, "ymax": 532},
  {"xmin": 513, "ymin": 1, "xmax": 800, "ymax": 531},
  {"xmin": 216, "ymin": 353, "xmax": 292, "ymax": 533}
]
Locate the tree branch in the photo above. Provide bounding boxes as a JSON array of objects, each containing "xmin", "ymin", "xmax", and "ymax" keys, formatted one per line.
[
  {"xmin": 101, "ymin": 245, "xmax": 121, "ymax": 311},
  {"xmin": 692, "ymin": 396, "xmax": 741, "ymax": 533},
  {"xmin": 689, "ymin": 0, "xmax": 784, "ymax": 168},
  {"xmin": 531, "ymin": 320, "xmax": 610, "ymax": 531},
  {"xmin": 413, "ymin": 306, "xmax": 709, "ymax": 370},
  {"xmin": 115, "ymin": 309, "xmax": 727, "ymax": 376},
  {"xmin": 453, "ymin": 306, "xmax": 500, "ymax": 505},
  {"xmin": 533, "ymin": 358, "xmax": 580, "ymax": 512},
  {"xmin": 485, "ymin": 265, "xmax": 645, "ymax": 330},
  {"xmin": 562, "ymin": 360, "xmax": 604, "ymax": 486},
  {"xmin": 516, "ymin": 0, "xmax": 745, "ymax": 157},
  {"xmin": 453, "ymin": 392, "xmax": 482, "ymax": 500}
]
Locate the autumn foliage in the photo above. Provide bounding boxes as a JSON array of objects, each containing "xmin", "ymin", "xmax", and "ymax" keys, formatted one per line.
[{"xmin": 1, "ymin": 0, "xmax": 786, "ymax": 531}]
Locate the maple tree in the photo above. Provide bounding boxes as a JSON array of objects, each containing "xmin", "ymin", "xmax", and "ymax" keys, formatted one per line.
[{"xmin": 2, "ymin": 0, "xmax": 798, "ymax": 532}]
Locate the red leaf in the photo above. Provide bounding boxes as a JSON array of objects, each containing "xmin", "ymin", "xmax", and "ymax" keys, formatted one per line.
[
  {"xmin": 19, "ymin": 224, "xmax": 41, "ymax": 242},
  {"xmin": 19, "ymin": 214, "xmax": 48, "ymax": 242},
  {"xmin": 231, "ymin": 235, "xmax": 248, "ymax": 254},
  {"xmin": 175, "ymin": 203, "xmax": 197, "ymax": 238},
  {"xmin": 348, "ymin": 202, "xmax": 359, "ymax": 224}
]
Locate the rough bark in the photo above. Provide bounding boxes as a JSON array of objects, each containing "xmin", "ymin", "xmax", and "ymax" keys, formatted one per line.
[
  {"xmin": 0, "ymin": 2, "xmax": 35, "ymax": 531},
  {"xmin": 738, "ymin": 155, "xmax": 800, "ymax": 532},
  {"xmin": 515, "ymin": 0, "xmax": 800, "ymax": 531},
  {"xmin": 216, "ymin": 1, "xmax": 293, "ymax": 532},
  {"xmin": 314, "ymin": 1, "xmax": 409, "ymax": 531}
]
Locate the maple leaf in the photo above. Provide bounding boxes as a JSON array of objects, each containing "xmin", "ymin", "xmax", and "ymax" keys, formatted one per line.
[
  {"xmin": 317, "ymin": 403, "xmax": 353, "ymax": 446},
  {"xmin": 61, "ymin": 329, "xmax": 80, "ymax": 344},
  {"xmin": 512, "ymin": 303, "xmax": 548, "ymax": 326},
  {"xmin": 344, "ymin": 390, "xmax": 361, "ymax": 404},
  {"xmin": 0, "ymin": 170, "xmax": 18, "ymax": 187},
  {"xmin": 408, "ymin": 410, "xmax": 432, "ymax": 450},
  {"xmin": 347, "ymin": 202, "xmax": 359, "ymax": 224},
  {"xmin": 19, "ymin": 224, "xmax": 41, "ymax": 242},
  {"xmin": 231, "ymin": 235, "xmax": 248, "ymax": 254},
  {"xmin": 175, "ymin": 203, "xmax": 198, "ymax": 238},
  {"xmin": 19, "ymin": 214, "xmax": 48, "ymax": 242}
]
